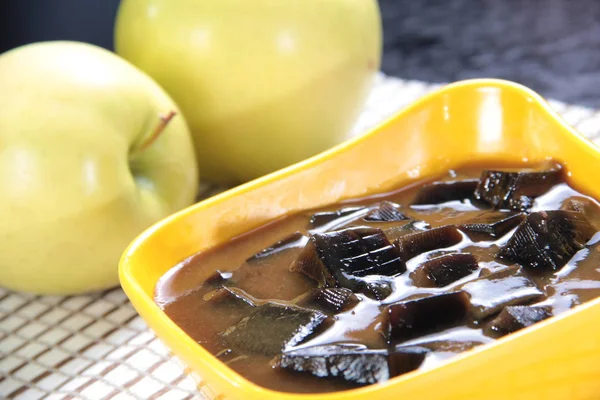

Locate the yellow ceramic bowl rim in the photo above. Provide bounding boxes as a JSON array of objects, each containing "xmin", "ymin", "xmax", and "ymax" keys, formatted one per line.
[{"xmin": 120, "ymin": 78, "xmax": 600, "ymax": 399}]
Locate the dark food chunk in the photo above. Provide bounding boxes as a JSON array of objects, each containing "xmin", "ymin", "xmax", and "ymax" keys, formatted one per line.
[
  {"xmin": 486, "ymin": 305, "xmax": 553, "ymax": 337},
  {"xmin": 309, "ymin": 207, "xmax": 367, "ymax": 229},
  {"xmin": 561, "ymin": 196, "xmax": 600, "ymax": 229},
  {"xmin": 299, "ymin": 288, "xmax": 359, "ymax": 313},
  {"xmin": 561, "ymin": 196, "xmax": 593, "ymax": 213},
  {"xmin": 364, "ymin": 201, "xmax": 408, "ymax": 222},
  {"xmin": 411, "ymin": 253, "xmax": 479, "ymax": 288},
  {"xmin": 203, "ymin": 270, "xmax": 234, "ymax": 286},
  {"xmin": 412, "ymin": 179, "xmax": 479, "ymax": 205},
  {"xmin": 273, "ymin": 344, "xmax": 429, "ymax": 385},
  {"xmin": 387, "ymin": 346, "xmax": 430, "ymax": 377},
  {"xmin": 290, "ymin": 227, "xmax": 405, "ymax": 299},
  {"xmin": 362, "ymin": 280, "xmax": 394, "ymax": 301},
  {"xmin": 272, "ymin": 344, "xmax": 389, "ymax": 385},
  {"xmin": 384, "ymin": 292, "xmax": 470, "ymax": 344},
  {"xmin": 204, "ymin": 287, "xmax": 256, "ymax": 308},
  {"xmin": 497, "ymin": 211, "xmax": 596, "ymax": 271},
  {"xmin": 247, "ymin": 232, "xmax": 307, "ymax": 263},
  {"xmin": 290, "ymin": 242, "xmax": 328, "ymax": 285},
  {"xmin": 460, "ymin": 213, "xmax": 526, "ymax": 240},
  {"xmin": 221, "ymin": 302, "xmax": 328, "ymax": 356},
  {"xmin": 459, "ymin": 266, "xmax": 543, "ymax": 320},
  {"xmin": 474, "ymin": 167, "xmax": 562, "ymax": 211},
  {"xmin": 394, "ymin": 225, "xmax": 463, "ymax": 261}
]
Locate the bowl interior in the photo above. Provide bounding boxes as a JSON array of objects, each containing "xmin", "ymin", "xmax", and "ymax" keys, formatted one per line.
[{"xmin": 120, "ymin": 79, "xmax": 600, "ymax": 400}]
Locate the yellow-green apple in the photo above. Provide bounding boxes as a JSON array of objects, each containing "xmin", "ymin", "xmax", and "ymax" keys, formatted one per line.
[
  {"xmin": 115, "ymin": 0, "xmax": 382, "ymax": 184},
  {"xmin": 0, "ymin": 41, "xmax": 198, "ymax": 295}
]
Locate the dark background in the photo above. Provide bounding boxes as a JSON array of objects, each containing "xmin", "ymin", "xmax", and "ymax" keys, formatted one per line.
[{"xmin": 2, "ymin": 0, "xmax": 600, "ymax": 107}]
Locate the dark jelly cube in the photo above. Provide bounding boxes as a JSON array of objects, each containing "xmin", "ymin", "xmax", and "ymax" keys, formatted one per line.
[
  {"xmin": 474, "ymin": 167, "xmax": 562, "ymax": 211},
  {"xmin": 411, "ymin": 253, "xmax": 479, "ymax": 288},
  {"xmin": 288, "ymin": 241, "xmax": 326, "ymax": 285},
  {"xmin": 460, "ymin": 213, "xmax": 526, "ymax": 240},
  {"xmin": 384, "ymin": 292, "xmax": 470, "ymax": 344},
  {"xmin": 394, "ymin": 225, "xmax": 463, "ymax": 261},
  {"xmin": 561, "ymin": 196, "xmax": 598, "ymax": 214},
  {"xmin": 221, "ymin": 302, "xmax": 328, "ymax": 356},
  {"xmin": 362, "ymin": 279, "xmax": 395, "ymax": 301},
  {"xmin": 204, "ymin": 287, "xmax": 256, "ymax": 309},
  {"xmin": 246, "ymin": 232, "xmax": 307, "ymax": 263},
  {"xmin": 273, "ymin": 344, "xmax": 389, "ymax": 385},
  {"xmin": 459, "ymin": 266, "xmax": 543, "ymax": 320},
  {"xmin": 497, "ymin": 210, "xmax": 596, "ymax": 271},
  {"xmin": 486, "ymin": 305, "xmax": 553, "ymax": 337},
  {"xmin": 364, "ymin": 201, "xmax": 408, "ymax": 222},
  {"xmin": 388, "ymin": 346, "xmax": 430, "ymax": 377},
  {"xmin": 299, "ymin": 288, "xmax": 359, "ymax": 313},
  {"xmin": 290, "ymin": 227, "xmax": 405, "ymax": 299},
  {"xmin": 412, "ymin": 179, "xmax": 479, "ymax": 205},
  {"xmin": 560, "ymin": 196, "xmax": 600, "ymax": 229},
  {"xmin": 308, "ymin": 207, "xmax": 367, "ymax": 229}
]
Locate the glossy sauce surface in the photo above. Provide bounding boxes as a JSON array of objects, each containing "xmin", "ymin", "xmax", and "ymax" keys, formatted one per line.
[{"xmin": 156, "ymin": 164, "xmax": 600, "ymax": 393}]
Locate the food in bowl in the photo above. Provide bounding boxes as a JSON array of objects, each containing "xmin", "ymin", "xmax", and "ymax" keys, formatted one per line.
[{"xmin": 155, "ymin": 161, "xmax": 600, "ymax": 393}]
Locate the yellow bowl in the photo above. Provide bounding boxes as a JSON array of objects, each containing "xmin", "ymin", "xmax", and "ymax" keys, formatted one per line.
[{"xmin": 119, "ymin": 79, "xmax": 600, "ymax": 400}]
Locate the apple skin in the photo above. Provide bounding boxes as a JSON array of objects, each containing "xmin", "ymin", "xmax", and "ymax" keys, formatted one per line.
[
  {"xmin": 0, "ymin": 41, "xmax": 198, "ymax": 295},
  {"xmin": 115, "ymin": 0, "xmax": 382, "ymax": 184}
]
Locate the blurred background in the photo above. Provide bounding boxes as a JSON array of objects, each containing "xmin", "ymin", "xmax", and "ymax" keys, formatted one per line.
[{"xmin": 2, "ymin": 0, "xmax": 600, "ymax": 106}]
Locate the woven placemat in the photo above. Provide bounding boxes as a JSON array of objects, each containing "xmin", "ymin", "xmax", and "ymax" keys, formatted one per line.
[{"xmin": 2, "ymin": 74, "xmax": 600, "ymax": 400}]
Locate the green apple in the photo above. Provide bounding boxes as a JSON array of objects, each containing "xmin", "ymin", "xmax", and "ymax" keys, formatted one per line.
[
  {"xmin": 115, "ymin": 0, "xmax": 382, "ymax": 184},
  {"xmin": 0, "ymin": 41, "xmax": 198, "ymax": 295}
]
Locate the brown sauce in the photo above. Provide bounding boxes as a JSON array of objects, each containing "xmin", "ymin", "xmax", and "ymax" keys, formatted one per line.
[{"xmin": 155, "ymin": 163, "xmax": 600, "ymax": 394}]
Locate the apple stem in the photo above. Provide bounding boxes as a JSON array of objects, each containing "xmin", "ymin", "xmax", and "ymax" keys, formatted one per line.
[{"xmin": 135, "ymin": 110, "xmax": 177, "ymax": 153}]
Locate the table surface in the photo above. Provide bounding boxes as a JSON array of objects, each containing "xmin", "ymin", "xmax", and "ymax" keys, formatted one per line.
[
  {"xmin": 3, "ymin": 74, "xmax": 600, "ymax": 400},
  {"xmin": 378, "ymin": 0, "xmax": 600, "ymax": 108}
]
